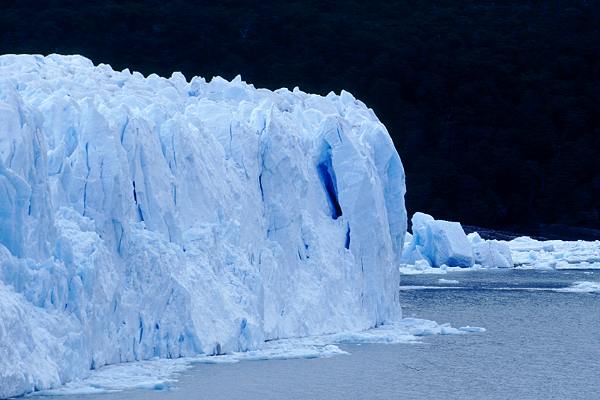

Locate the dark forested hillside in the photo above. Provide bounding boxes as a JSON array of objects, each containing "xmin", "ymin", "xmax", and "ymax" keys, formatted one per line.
[{"xmin": 2, "ymin": 0, "xmax": 599, "ymax": 234}]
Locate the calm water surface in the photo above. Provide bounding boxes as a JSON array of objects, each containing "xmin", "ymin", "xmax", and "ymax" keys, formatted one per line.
[{"xmin": 50, "ymin": 270, "xmax": 600, "ymax": 400}]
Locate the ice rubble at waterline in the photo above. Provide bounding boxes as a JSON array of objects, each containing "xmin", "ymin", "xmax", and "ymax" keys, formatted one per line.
[
  {"xmin": 34, "ymin": 318, "xmax": 486, "ymax": 396},
  {"xmin": 399, "ymin": 212, "xmax": 600, "ymax": 274}
]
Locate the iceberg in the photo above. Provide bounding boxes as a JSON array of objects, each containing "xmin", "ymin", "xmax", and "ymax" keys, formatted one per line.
[
  {"xmin": 403, "ymin": 212, "xmax": 474, "ymax": 268},
  {"xmin": 400, "ymin": 213, "xmax": 518, "ymax": 271},
  {"xmin": 468, "ymin": 232, "xmax": 513, "ymax": 269},
  {"xmin": 0, "ymin": 54, "xmax": 407, "ymax": 398}
]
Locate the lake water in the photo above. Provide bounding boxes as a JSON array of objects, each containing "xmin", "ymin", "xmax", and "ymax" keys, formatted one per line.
[{"xmin": 41, "ymin": 269, "xmax": 599, "ymax": 400}]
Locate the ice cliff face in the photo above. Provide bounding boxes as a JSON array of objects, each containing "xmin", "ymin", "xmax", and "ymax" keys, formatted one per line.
[{"xmin": 0, "ymin": 54, "xmax": 406, "ymax": 397}]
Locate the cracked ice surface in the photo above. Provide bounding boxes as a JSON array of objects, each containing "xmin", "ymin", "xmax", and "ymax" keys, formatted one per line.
[{"xmin": 0, "ymin": 54, "xmax": 406, "ymax": 398}]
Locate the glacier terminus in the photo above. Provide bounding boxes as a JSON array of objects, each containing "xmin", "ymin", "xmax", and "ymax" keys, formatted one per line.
[{"xmin": 0, "ymin": 54, "xmax": 407, "ymax": 398}]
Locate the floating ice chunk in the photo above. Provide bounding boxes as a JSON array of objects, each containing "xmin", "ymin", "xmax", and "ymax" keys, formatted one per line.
[
  {"xmin": 427, "ymin": 221, "xmax": 474, "ymax": 267},
  {"xmin": 399, "ymin": 285, "xmax": 467, "ymax": 290},
  {"xmin": 396, "ymin": 318, "xmax": 484, "ymax": 336},
  {"xmin": 554, "ymin": 281, "xmax": 600, "ymax": 293},
  {"xmin": 406, "ymin": 212, "xmax": 474, "ymax": 268},
  {"xmin": 398, "ymin": 262, "xmax": 447, "ymax": 275},
  {"xmin": 458, "ymin": 326, "xmax": 486, "ymax": 333},
  {"xmin": 438, "ymin": 278, "xmax": 459, "ymax": 284},
  {"xmin": 472, "ymin": 240, "xmax": 513, "ymax": 268},
  {"xmin": 404, "ymin": 220, "xmax": 512, "ymax": 270}
]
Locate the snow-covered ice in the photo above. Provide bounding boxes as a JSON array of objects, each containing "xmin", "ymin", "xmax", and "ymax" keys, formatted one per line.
[{"xmin": 0, "ymin": 54, "xmax": 407, "ymax": 398}]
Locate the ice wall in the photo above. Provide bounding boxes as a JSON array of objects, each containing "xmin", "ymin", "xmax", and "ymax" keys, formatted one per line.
[{"xmin": 0, "ymin": 54, "xmax": 406, "ymax": 398}]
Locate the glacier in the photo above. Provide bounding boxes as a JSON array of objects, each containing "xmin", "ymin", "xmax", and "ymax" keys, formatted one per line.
[{"xmin": 0, "ymin": 54, "xmax": 406, "ymax": 398}]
